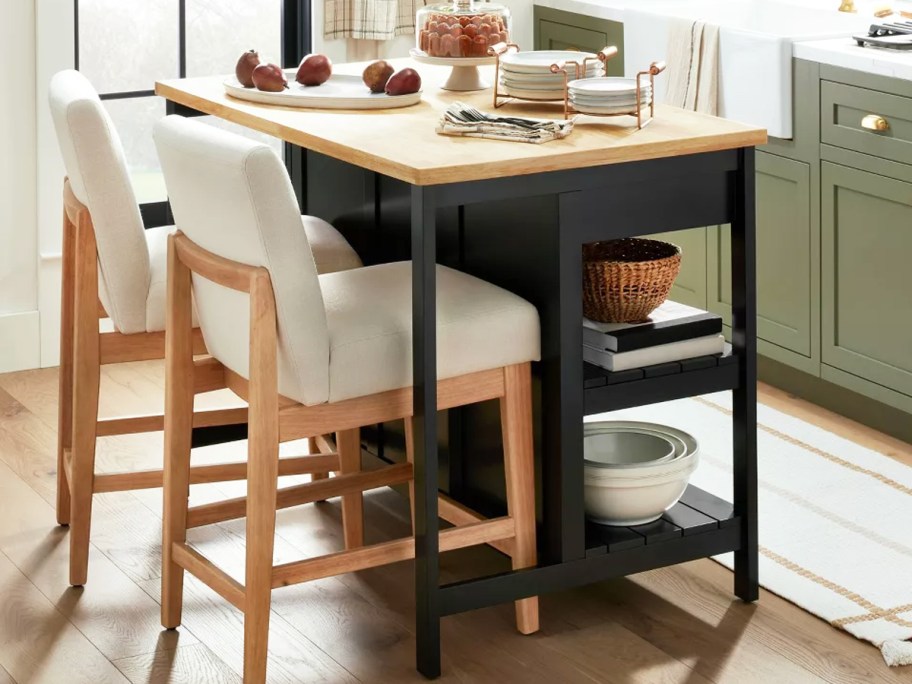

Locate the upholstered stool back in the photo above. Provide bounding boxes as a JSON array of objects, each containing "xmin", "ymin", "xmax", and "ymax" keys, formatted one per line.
[
  {"xmin": 48, "ymin": 70, "xmax": 151, "ymax": 334},
  {"xmin": 154, "ymin": 115, "xmax": 331, "ymax": 406}
]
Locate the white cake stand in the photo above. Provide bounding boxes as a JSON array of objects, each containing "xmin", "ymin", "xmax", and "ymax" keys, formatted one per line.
[{"xmin": 409, "ymin": 48, "xmax": 494, "ymax": 91}]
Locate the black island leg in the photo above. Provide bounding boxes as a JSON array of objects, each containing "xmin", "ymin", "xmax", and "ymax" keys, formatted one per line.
[
  {"xmin": 731, "ymin": 147, "xmax": 759, "ymax": 602},
  {"xmin": 411, "ymin": 185, "xmax": 442, "ymax": 677}
]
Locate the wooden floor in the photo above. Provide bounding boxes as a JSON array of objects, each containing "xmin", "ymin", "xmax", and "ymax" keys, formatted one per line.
[{"xmin": 0, "ymin": 361, "xmax": 909, "ymax": 684}]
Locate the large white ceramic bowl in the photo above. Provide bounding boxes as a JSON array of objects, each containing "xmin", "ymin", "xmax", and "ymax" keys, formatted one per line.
[{"xmin": 583, "ymin": 421, "xmax": 699, "ymax": 525}]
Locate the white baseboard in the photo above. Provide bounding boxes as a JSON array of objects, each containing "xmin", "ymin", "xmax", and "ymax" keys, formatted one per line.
[
  {"xmin": 39, "ymin": 252, "xmax": 61, "ymax": 368},
  {"xmin": 0, "ymin": 310, "xmax": 41, "ymax": 373}
]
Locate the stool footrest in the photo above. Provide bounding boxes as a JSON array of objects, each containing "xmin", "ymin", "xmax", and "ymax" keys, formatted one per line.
[
  {"xmin": 186, "ymin": 462, "xmax": 414, "ymax": 528},
  {"xmin": 172, "ymin": 542, "xmax": 246, "ymax": 610},
  {"xmin": 93, "ymin": 453, "xmax": 339, "ymax": 493},
  {"xmin": 271, "ymin": 516, "xmax": 515, "ymax": 588}
]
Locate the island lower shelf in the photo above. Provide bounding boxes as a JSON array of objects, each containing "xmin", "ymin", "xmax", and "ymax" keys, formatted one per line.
[
  {"xmin": 584, "ymin": 354, "xmax": 740, "ymax": 414},
  {"xmin": 438, "ymin": 485, "xmax": 741, "ymax": 616}
]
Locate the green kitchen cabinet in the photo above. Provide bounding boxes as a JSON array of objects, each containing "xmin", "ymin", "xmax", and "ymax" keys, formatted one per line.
[
  {"xmin": 820, "ymin": 161, "xmax": 912, "ymax": 407},
  {"xmin": 533, "ymin": 7, "xmax": 624, "ymax": 76},
  {"xmin": 647, "ymin": 228, "xmax": 707, "ymax": 310},
  {"xmin": 708, "ymin": 151, "xmax": 818, "ymax": 374}
]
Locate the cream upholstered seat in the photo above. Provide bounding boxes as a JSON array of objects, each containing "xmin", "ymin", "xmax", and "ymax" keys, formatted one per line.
[
  {"xmin": 154, "ymin": 114, "xmax": 541, "ymax": 683},
  {"xmin": 320, "ymin": 262, "xmax": 540, "ymax": 403},
  {"xmin": 47, "ymin": 68, "xmax": 361, "ymax": 587}
]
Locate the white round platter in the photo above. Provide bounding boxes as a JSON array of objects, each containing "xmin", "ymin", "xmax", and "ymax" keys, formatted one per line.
[
  {"xmin": 409, "ymin": 48, "xmax": 493, "ymax": 91},
  {"xmin": 500, "ymin": 49, "xmax": 598, "ymax": 73},
  {"xmin": 224, "ymin": 72, "xmax": 422, "ymax": 109}
]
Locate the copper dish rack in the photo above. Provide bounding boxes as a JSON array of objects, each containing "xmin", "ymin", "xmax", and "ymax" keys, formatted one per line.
[{"xmin": 488, "ymin": 43, "xmax": 666, "ymax": 129}]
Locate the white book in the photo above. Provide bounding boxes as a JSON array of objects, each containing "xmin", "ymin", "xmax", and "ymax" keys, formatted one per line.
[{"xmin": 583, "ymin": 334, "xmax": 726, "ymax": 372}]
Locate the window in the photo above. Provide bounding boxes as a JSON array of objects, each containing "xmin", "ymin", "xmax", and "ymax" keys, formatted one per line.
[{"xmin": 75, "ymin": 0, "xmax": 290, "ymax": 212}]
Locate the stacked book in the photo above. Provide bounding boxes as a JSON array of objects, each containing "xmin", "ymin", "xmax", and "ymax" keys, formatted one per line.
[{"xmin": 583, "ymin": 300, "xmax": 725, "ymax": 372}]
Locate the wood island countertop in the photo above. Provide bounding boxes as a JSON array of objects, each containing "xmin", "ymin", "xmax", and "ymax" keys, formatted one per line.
[{"xmin": 156, "ymin": 59, "xmax": 767, "ymax": 186}]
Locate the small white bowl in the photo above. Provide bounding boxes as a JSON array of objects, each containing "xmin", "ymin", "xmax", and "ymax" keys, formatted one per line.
[{"xmin": 583, "ymin": 428, "xmax": 676, "ymax": 469}]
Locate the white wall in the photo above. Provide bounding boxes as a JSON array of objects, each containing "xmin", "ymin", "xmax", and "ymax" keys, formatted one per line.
[{"xmin": 0, "ymin": 0, "xmax": 40, "ymax": 372}]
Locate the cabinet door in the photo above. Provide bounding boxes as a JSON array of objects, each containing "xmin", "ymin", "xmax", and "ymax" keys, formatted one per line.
[
  {"xmin": 534, "ymin": 7, "xmax": 624, "ymax": 76},
  {"xmin": 822, "ymin": 162, "xmax": 912, "ymax": 397},
  {"xmin": 647, "ymin": 228, "xmax": 707, "ymax": 309},
  {"xmin": 709, "ymin": 152, "xmax": 816, "ymax": 368}
]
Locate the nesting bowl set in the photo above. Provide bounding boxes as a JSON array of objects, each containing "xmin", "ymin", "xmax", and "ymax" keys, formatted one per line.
[{"xmin": 583, "ymin": 421, "xmax": 700, "ymax": 526}]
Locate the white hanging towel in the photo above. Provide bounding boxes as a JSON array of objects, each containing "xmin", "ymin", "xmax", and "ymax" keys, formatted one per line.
[{"xmin": 663, "ymin": 18, "xmax": 720, "ymax": 115}]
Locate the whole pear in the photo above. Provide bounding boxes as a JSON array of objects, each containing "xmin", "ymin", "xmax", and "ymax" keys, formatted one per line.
[
  {"xmin": 362, "ymin": 60, "xmax": 395, "ymax": 93},
  {"xmin": 296, "ymin": 54, "xmax": 332, "ymax": 86},
  {"xmin": 251, "ymin": 63, "xmax": 288, "ymax": 92},
  {"xmin": 235, "ymin": 49, "xmax": 260, "ymax": 87},
  {"xmin": 385, "ymin": 68, "xmax": 422, "ymax": 96}
]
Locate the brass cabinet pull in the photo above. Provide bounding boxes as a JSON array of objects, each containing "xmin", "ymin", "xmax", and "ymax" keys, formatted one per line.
[{"xmin": 861, "ymin": 114, "xmax": 890, "ymax": 131}]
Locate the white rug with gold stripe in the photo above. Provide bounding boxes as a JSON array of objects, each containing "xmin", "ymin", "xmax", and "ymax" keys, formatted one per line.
[{"xmin": 595, "ymin": 392, "xmax": 912, "ymax": 667}]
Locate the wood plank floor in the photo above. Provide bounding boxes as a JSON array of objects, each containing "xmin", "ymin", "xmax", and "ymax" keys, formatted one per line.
[{"xmin": 0, "ymin": 361, "xmax": 909, "ymax": 683}]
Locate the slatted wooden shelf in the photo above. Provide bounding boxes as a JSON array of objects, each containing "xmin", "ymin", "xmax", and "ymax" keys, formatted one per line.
[
  {"xmin": 584, "ymin": 485, "xmax": 737, "ymax": 558},
  {"xmin": 438, "ymin": 484, "xmax": 741, "ymax": 615},
  {"xmin": 583, "ymin": 353, "xmax": 739, "ymax": 414}
]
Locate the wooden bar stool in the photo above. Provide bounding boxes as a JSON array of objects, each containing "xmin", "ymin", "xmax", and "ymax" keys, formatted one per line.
[
  {"xmin": 154, "ymin": 115, "xmax": 541, "ymax": 683},
  {"xmin": 47, "ymin": 70, "xmax": 363, "ymax": 586}
]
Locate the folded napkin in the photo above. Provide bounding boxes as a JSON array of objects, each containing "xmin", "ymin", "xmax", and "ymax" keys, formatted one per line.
[{"xmin": 437, "ymin": 102, "xmax": 575, "ymax": 144}]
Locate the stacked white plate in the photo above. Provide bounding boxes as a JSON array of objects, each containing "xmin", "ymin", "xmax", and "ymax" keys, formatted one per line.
[
  {"xmin": 583, "ymin": 421, "xmax": 699, "ymax": 526},
  {"xmin": 498, "ymin": 50, "xmax": 605, "ymax": 101},
  {"xmin": 568, "ymin": 76, "xmax": 652, "ymax": 115}
]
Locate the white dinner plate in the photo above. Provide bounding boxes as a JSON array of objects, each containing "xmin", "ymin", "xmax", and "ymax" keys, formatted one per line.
[
  {"xmin": 571, "ymin": 101, "xmax": 649, "ymax": 115},
  {"xmin": 224, "ymin": 72, "xmax": 422, "ymax": 109},
  {"xmin": 498, "ymin": 84, "xmax": 565, "ymax": 100},
  {"xmin": 567, "ymin": 76, "xmax": 649, "ymax": 96},
  {"xmin": 499, "ymin": 50, "xmax": 600, "ymax": 73},
  {"xmin": 500, "ymin": 79, "xmax": 570, "ymax": 92},
  {"xmin": 498, "ymin": 69, "xmax": 602, "ymax": 86},
  {"xmin": 570, "ymin": 92, "xmax": 652, "ymax": 106}
]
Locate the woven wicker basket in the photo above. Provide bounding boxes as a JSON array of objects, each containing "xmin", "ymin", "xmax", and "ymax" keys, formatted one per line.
[{"xmin": 582, "ymin": 238, "xmax": 682, "ymax": 323}]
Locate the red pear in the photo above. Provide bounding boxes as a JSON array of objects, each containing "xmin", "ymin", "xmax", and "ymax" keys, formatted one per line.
[
  {"xmin": 385, "ymin": 68, "xmax": 421, "ymax": 96},
  {"xmin": 251, "ymin": 63, "xmax": 288, "ymax": 92},
  {"xmin": 296, "ymin": 54, "xmax": 332, "ymax": 86},
  {"xmin": 235, "ymin": 49, "xmax": 260, "ymax": 87}
]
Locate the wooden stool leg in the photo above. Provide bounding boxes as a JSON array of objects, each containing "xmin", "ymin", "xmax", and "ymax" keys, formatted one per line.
[
  {"xmin": 337, "ymin": 428, "xmax": 364, "ymax": 549},
  {"xmin": 501, "ymin": 363, "xmax": 539, "ymax": 635},
  {"xmin": 307, "ymin": 436, "xmax": 329, "ymax": 504},
  {"xmin": 56, "ymin": 207, "xmax": 76, "ymax": 526},
  {"xmin": 404, "ymin": 417, "xmax": 417, "ymax": 535},
  {"xmin": 68, "ymin": 214, "xmax": 101, "ymax": 587},
  {"xmin": 162, "ymin": 236, "xmax": 195, "ymax": 629},
  {"xmin": 244, "ymin": 270, "xmax": 280, "ymax": 684}
]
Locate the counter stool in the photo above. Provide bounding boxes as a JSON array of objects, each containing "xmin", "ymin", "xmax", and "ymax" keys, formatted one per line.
[
  {"xmin": 48, "ymin": 70, "xmax": 362, "ymax": 586},
  {"xmin": 154, "ymin": 115, "xmax": 541, "ymax": 683}
]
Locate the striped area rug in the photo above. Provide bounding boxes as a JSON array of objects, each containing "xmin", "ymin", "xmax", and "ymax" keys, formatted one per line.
[{"xmin": 591, "ymin": 392, "xmax": 912, "ymax": 667}]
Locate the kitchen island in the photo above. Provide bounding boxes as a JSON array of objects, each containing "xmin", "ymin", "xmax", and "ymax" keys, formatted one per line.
[{"xmin": 156, "ymin": 61, "xmax": 766, "ymax": 678}]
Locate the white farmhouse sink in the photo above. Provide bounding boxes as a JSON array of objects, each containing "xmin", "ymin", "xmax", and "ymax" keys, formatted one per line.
[{"xmin": 623, "ymin": 0, "xmax": 871, "ymax": 138}]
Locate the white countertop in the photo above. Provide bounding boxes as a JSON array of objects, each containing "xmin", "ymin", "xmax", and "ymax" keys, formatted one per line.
[{"xmin": 794, "ymin": 37, "xmax": 912, "ymax": 80}]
